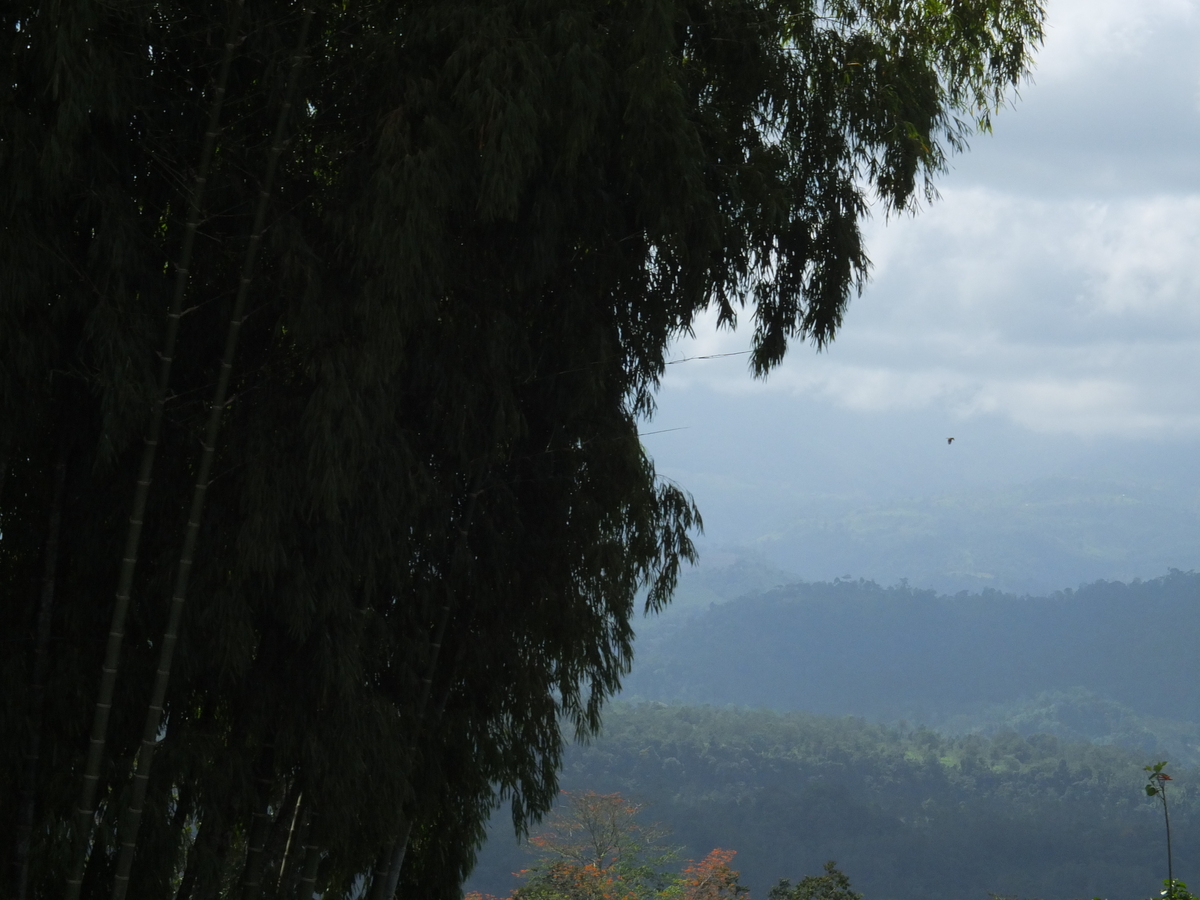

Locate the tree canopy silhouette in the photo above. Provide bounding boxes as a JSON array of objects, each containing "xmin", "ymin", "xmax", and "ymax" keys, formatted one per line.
[{"xmin": 1, "ymin": 0, "xmax": 1042, "ymax": 897}]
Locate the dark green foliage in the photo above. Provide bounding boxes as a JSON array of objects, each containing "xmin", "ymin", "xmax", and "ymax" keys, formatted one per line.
[
  {"xmin": 769, "ymin": 862, "xmax": 862, "ymax": 900},
  {"xmin": 1, "ymin": 0, "xmax": 1041, "ymax": 897},
  {"xmin": 474, "ymin": 704, "xmax": 1198, "ymax": 900}
]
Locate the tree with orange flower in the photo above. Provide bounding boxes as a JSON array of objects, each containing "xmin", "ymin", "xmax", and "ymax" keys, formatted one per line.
[
  {"xmin": 515, "ymin": 791, "xmax": 680, "ymax": 900},
  {"xmin": 678, "ymin": 849, "xmax": 748, "ymax": 900}
]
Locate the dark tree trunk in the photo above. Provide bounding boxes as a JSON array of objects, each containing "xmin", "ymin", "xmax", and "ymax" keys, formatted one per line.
[
  {"xmin": 12, "ymin": 443, "xmax": 69, "ymax": 899},
  {"xmin": 366, "ymin": 848, "xmax": 392, "ymax": 900},
  {"xmin": 292, "ymin": 820, "xmax": 322, "ymax": 900},
  {"xmin": 270, "ymin": 797, "xmax": 307, "ymax": 900},
  {"xmin": 242, "ymin": 780, "xmax": 300, "ymax": 900},
  {"xmin": 378, "ymin": 820, "xmax": 414, "ymax": 900},
  {"xmin": 65, "ymin": 6, "xmax": 247, "ymax": 895},
  {"xmin": 108, "ymin": 11, "xmax": 315, "ymax": 896},
  {"xmin": 377, "ymin": 479, "xmax": 486, "ymax": 896}
]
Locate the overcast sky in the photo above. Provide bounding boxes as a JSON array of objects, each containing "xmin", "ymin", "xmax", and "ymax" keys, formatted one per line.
[{"xmin": 645, "ymin": 0, "xmax": 1200, "ymax": 593}]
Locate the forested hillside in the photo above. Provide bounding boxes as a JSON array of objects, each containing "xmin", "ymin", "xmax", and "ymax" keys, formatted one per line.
[
  {"xmin": 624, "ymin": 571, "xmax": 1200, "ymax": 729},
  {"xmin": 469, "ymin": 705, "xmax": 1195, "ymax": 900},
  {"xmin": 471, "ymin": 573, "xmax": 1200, "ymax": 900}
]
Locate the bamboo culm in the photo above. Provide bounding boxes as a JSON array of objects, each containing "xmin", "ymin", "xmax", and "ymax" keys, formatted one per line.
[
  {"xmin": 378, "ymin": 598, "xmax": 479, "ymax": 900},
  {"xmin": 65, "ymin": 6, "xmax": 247, "ymax": 896},
  {"xmin": 374, "ymin": 482, "xmax": 485, "ymax": 899},
  {"xmin": 241, "ymin": 780, "xmax": 300, "ymax": 900},
  {"xmin": 378, "ymin": 820, "xmax": 414, "ymax": 900},
  {"xmin": 282, "ymin": 805, "xmax": 312, "ymax": 899},
  {"xmin": 294, "ymin": 822, "xmax": 323, "ymax": 900},
  {"xmin": 107, "ymin": 10, "xmax": 316, "ymax": 897},
  {"xmin": 238, "ymin": 746, "xmax": 281, "ymax": 900},
  {"xmin": 367, "ymin": 851, "xmax": 392, "ymax": 900},
  {"xmin": 12, "ymin": 445, "xmax": 68, "ymax": 900},
  {"xmin": 272, "ymin": 792, "xmax": 305, "ymax": 897}
]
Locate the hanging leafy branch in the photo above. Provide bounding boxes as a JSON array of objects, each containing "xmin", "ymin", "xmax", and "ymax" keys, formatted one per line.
[{"xmin": 0, "ymin": 0, "xmax": 1044, "ymax": 896}]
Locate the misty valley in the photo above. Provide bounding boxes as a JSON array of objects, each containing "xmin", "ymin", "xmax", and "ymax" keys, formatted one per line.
[{"xmin": 468, "ymin": 567, "xmax": 1200, "ymax": 900}]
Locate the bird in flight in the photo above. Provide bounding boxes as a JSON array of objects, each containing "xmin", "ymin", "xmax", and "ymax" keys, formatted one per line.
[{"xmin": 947, "ymin": 437, "xmax": 955, "ymax": 445}]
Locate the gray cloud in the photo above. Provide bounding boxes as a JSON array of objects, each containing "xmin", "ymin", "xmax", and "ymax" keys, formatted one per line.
[
  {"xmin": 951, "ymin": 0, "xmax": 1200, "ymax": 196},
  {"xmin": 647, "ymin": 0, "xmax": 1200, "ymax": 588}
]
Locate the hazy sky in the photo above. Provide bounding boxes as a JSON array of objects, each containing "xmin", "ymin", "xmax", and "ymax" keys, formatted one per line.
[{"xmin": 645, "ymin": 0, "xmax": 1200, "ymax": 593}]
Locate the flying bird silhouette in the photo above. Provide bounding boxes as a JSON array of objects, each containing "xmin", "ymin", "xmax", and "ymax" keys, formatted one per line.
[{"xmin": 947, "ymin": 437, "xmax": 955, "ymax": 445}]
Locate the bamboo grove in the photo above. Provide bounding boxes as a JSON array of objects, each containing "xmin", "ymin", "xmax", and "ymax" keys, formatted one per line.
[{"xmin": 0, "ymin": 1, "xmax": 1043, "ymax": 898}]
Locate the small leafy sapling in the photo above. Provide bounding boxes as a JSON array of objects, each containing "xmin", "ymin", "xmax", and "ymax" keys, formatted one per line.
[
  {"xmin": 768, "ymin": 862, "xmax": 861, "ymax": 900},
  {"xmin": 1154, "ymin": 882, "xmax": 1197, "ymax": 900},
  {"xmin": 1146, "ymin": 762, "xmax": 1176, "ymax": 898},
  {"xmin": 1093, "ymin": 880, "xmax": 1200, "ymax": 900}
]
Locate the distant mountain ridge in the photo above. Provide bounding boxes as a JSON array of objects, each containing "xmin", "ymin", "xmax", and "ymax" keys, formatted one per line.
[
  {"xmin": 660, "ymin": 410, "xmax": 1200, "ymax": 591},
  {"xmin": 747, "ymin": 477, "xmax": 1200, "ymax": 595},
  {"xmin": 625, "ymin": 569, "xmax": 1200, "ymax": 740}
]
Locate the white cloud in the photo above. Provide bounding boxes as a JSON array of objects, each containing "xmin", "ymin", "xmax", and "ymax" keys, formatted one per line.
[
  {"xmin": 944, "ymin": 0, "xmax": 1200, "ymax": 198},
  {"xmin": 959, "ymin": 374, "xmax": 1200, "ymax": 436},
  {"xmin": 863, "ymin": 188, "xmax": 1200, "ymax": 335},
  {"xmin": 1034, "ymin": 0, "xmax": 1197, "ymax": 81},
  {"xmin": 664, "ymin": 186, "xmax": 1200, "ymax": 438},
  {"xmin": 1076, "ymin": 196, "xmax": 1200, "ymax": 316}
]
